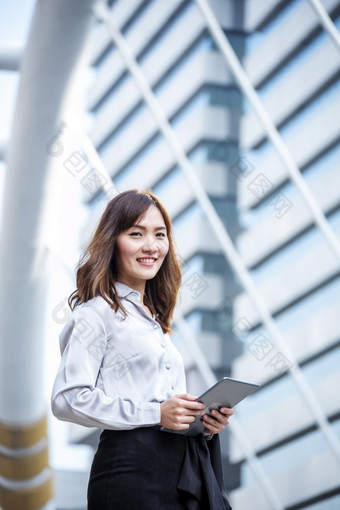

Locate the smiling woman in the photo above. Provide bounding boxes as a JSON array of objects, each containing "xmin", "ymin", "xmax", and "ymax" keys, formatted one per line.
[
  {"xmin": 51, "ymin": 189, "xmax": 232, "ymax": 510},
  {"xmin": 115, "ymin": 205, "xmax": 170, "ymax": 305}
]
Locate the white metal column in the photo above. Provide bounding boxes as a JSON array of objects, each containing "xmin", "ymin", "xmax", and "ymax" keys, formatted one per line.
[
  {"xmin": 93, "ymin": 0, "xmax": 340, "ymax": 476},
  {"xmin": 0, "ymin": 2, "xmax": 96, "ymax": 509}
]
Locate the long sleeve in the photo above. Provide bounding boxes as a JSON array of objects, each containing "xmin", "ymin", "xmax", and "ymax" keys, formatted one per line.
[{"xmin": 51, "ymin": 305, "xmax": 161, "ymax": 430}]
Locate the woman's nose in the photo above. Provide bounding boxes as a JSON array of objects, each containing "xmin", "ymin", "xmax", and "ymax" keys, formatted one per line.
[{"xmin": 142, "ymin": 237, "xmax": 157, "ymax": 251}]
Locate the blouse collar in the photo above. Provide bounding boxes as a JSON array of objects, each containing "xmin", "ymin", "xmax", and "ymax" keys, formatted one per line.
[{"xmin": 115, "ymin": 282, "xmax": 141, "ymax": 303}]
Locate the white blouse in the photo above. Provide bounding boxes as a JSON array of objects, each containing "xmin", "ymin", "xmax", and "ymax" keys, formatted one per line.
[{"xmin": 51, "ymin": 282, "xmax": 187, "ymax": 430}]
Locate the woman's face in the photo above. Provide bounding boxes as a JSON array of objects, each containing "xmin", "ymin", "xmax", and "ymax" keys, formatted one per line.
[{"xmin": 115, "ymin": 205, "xmax": 169, "ymax": 291}]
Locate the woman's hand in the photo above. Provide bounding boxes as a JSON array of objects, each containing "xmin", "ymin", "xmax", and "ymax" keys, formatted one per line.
[
  {"xmin": 202, "ymin": 407, "xmax": 233, "ymax": 435},
  {"xmin": 160, "ymin": 394, "xmax": 205, "ymax": 431}
]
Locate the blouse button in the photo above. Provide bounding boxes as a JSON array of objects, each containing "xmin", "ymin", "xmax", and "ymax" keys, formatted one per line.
[
  {"xmin": 153, "ymin": 324, "xmax": 158, "ymax": 329},
  {"xmin": 165, "ymin": 364, "xmax": 171, "ymax": 370}
]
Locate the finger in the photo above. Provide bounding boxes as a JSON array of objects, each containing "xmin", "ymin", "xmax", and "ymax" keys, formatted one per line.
[
  {"xmin": 219, "ymin": 407, "xmax": 234, "ymax": 417},
  {"xmin": 174, "ymin": 394, "xmax": 205, "ymax": 412},
  {"xmin": 168, "ymin": 413, "xmax": 197, "ymax": 429},
  {"xmin": 204, "ymin": 425, "xmax": 222, "ymax": 434},
  {"xmin": 203, "ymin": 412, "xmax": 229, "ymax": 427},
  {"xmin": 178, "ymin": 399, "xmax": 205, "ymax": 411},
  {"xmin": 202, "ymin": 414, "xmax": 227, "ymax": 433},
  {"xmin": 183, "ymin": 415, "xmax": 198, "ymax": 424},
  {"xmin": 175, "ymin": 394, "xmax": 206, "ymax": 409},
  {"xmin": 171, "ymin": 422, "xmax": 191, "ymax": 431},
  {"xmin": 176, "ymin": 393, "xmax": 199, "ymax": 401},
  {"xmin": 209, "ymin": 409, "xmax": 230, "ymax": 424},
  {"xmin": 179, "ymin": 408, "xmax": 205, "ymax": 419},
  {"xmin": 203, "ymin": 424, "xmax": 220, "ymax": 434},
  {"xmin": 176, "ymin": 415, "xmax": 196, "ymax": 426}
]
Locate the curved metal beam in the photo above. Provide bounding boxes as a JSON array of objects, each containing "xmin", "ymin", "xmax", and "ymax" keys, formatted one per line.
[
  {"xmin": 0, "ymin": 1, "xmax": 96, "ymax": 508},
  {"xmin": 309, "ymin": 0, "xmax": 340, "ymax": 52}
]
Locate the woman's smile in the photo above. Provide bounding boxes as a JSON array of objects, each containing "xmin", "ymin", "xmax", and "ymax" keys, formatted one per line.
[{"xmin": 137, "ymin": 257, "xmax": 158, "ymax": 264}]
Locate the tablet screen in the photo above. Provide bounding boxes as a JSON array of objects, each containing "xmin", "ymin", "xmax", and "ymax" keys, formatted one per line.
[{"xmin": 161, "ymin": 377, "xmax": 259, "ymax": 436}]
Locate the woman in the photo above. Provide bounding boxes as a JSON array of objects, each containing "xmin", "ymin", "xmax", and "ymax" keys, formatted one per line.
[{"xmin": 51, "ymin": 189, "xmax": 233, "ymax": 509}]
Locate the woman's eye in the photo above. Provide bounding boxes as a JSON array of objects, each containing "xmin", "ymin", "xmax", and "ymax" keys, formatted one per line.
[
  {"xmin": 129, "ymin": 232, "xmax": 142, "ymax": 237},
  {"xmin": 156, "ymin": 232, "xmax": 166, "ymax": 237}
]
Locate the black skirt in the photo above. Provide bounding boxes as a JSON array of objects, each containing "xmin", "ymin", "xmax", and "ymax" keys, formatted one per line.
[{"xmin": 87, "ymin": 426, "xmax": 231, "ymax": 510}]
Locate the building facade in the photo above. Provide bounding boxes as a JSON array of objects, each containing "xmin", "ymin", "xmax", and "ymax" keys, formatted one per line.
[
  {"xmin": 55, "ymin": 0, "xmax": 340, "ymax": 508},
  {"xmin": 229, "ymin": 0, "xmax": 340, "ymax": 508}
]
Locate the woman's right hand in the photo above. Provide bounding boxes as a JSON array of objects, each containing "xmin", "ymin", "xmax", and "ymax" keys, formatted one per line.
[{"xmin": 159, "ymin": 394, "xmax": 205, "ymax": 430}]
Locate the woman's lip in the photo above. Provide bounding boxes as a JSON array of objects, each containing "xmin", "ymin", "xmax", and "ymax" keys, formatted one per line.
[{"xmin": 137, "ymin": 258, "xmax": 157, "ymax": 263}]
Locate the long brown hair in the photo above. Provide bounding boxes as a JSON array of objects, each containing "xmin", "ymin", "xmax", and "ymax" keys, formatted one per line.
[{"xmin": 69, "ymin": 190, "xmax": 182, "ymax": 333}]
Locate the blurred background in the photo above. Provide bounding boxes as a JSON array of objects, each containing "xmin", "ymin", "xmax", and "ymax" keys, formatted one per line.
[{"xmin": 0, "ymin": 0, "xmax": 340, "ymax": 509}]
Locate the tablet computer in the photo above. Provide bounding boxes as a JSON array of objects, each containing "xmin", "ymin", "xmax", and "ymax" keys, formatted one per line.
[{"xmin": 161, "ymin": 377, "xmax": 260, "ymax": 436}]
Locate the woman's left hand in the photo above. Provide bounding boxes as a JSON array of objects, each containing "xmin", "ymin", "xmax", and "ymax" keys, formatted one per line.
[{"xmin": 202, "ymin": 407, "xmax": 233, "ymax": 435}]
